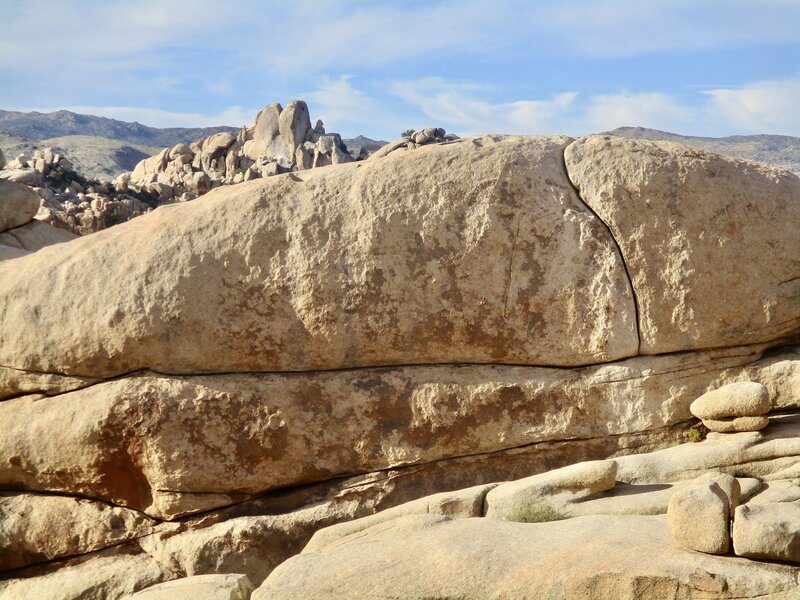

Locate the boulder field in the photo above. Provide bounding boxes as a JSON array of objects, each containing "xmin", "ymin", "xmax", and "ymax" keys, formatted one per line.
[{"xmin": 0, "ymin": 134, "xmax": 798, "ymax": 598}]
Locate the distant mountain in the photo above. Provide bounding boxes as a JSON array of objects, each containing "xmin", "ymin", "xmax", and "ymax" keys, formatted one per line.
[
  {"xmin": 0, "ymin": 109, "xmax": 236, "ymax": 148},
  {"xmin": 607, "ymin": 127, "xmax": 800, "ymax": 175},
  {"xmin": 342, "ymin": 135, "xmax": 388, "ymax": 158},
  {"xmin": 0, "ymin": 132, "xmax": 161, "ymax": 181}
]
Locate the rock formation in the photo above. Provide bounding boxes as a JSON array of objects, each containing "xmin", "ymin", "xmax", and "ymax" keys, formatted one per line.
[
  {"xmin": 0, "ymin": 179, "xmax": 78, "ymax": 261},
  {"xmin": 0, "ymin": 134, "xmax": 798, "ymax": 599},
  {"xmin": 118, "ymin": 100, "xmax": 354, "ymax": 203},
  {"xmin": 0, "ymin": 146, "xmax": 153, "ymax": 235}
]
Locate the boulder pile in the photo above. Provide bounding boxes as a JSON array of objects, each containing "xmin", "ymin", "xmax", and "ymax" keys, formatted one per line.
[
  {"xmin": 0, "ymin": 134, "xmax": 798, "ymax": 599},
  {"xmin": 116, "ymin": 100, "xmax": 353, "ymax": 202},
  {"xmin": 0, "ymin": 146, "xmax": 153, "ymax": 235}
]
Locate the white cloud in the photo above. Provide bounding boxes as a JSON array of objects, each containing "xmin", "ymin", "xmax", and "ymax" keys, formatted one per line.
[
  {"xmin": 703, "ymin": 78, "xmax": 800, "ymax": 135},
  {"xmin": 390, "ymin": 78, "xmax": 579, "ymax": 135},
  {"xmin": 305, "ymin": 75, "xmax": 410, "ymax": 138},
  {"xmin": 581, "ymin": 92, "xmax": 695, "ymax": 133},
  {"xmin": 385, "ymin": 75, "xmax": 800, "ymax": 137}
]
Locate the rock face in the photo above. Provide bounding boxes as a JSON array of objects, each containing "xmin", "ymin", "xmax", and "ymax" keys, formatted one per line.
[
  {"xmin": 1, "ymin": 134, "xmax": 800, "ymax": 598},
  {"xmin": 0, "ymin": 492, "xmax": 156, "ymax": 570},
  {"xmin": 0, "ymin": 136, "xmax": 638, "ymax": 376},
  {"xmin": 565, "ymin": 136, "xmax": 800, "ymax": 354}
]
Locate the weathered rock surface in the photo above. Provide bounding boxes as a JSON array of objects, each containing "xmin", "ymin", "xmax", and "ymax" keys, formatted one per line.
[
  {"xmin": 0, "ymin": 219, "xmax": 77, "ymax": 261},
  {"xmin": 0, "ymin": 135, "xmax": 639, "ymax": 377},
  {"xmin": 0, "ymin": 179, "xmax": 40, "ymax": 231},
  {"xmin": 733, "ymin": 502, "xmax": 800, "ymax": 563},
  {"xmin": 666, "ymin": 479, "xmax": 730, "ymax": 554},
  {"xmin": 484, "ymin": 459, "xmax": 617, "ymax": 520},
  {"xmin": 0, "ymin": 552, "xmax": 172, "ymax": 600},
  {"xmin": 566, "ymin": 135, "xmax": 800, "ymax": 354},
  {"xmin": 0, "ymin": 492, "xmax": 156, "ymax": 571},
  {"xmin": 256, "ymin": 514, "xmax": 800, "ymax": 599},
  {"xmin": 704, "ymin": 415, "xmax": 770, "ymax": 433},
  {"xmin": 128, "ymin": 573, "xmax": 254, "ymax": 600},
  {"xmin": 691, "ymin": 381, "xmax": 771, "ymax": 419},
  {"xmin": 2, "ymin": 347, "xmax": 795, "ymax": 518}
]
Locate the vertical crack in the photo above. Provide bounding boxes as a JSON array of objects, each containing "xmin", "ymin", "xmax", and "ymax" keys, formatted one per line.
[
  {"xmin": 502, "ymin": 215, "xmax": 522, "ymax": 317},
  {"xmin": 561, "ymin": 145, "xmax": 642, "ymax": 355}
]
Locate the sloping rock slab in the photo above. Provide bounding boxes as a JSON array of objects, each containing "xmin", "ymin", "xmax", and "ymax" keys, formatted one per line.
[{"xmin": 256, "ymin": 514, "xmax": 800, "ymax": 599}]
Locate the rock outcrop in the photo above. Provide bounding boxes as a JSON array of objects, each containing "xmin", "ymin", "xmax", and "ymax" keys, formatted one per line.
[
  {"xmin": 120, "ymin": 100, "xmax": 353, "ymax": 203},
  {"xmin": 0, "ymin": 146, "xmax": 154, "ymax": 236},
  {"xmin": 1, "ymin": 133, "xmax": 799, "ymax": 599},
  {"xmin": 0, "ymin": 179, "xmax": 78, "ymax": 260}
]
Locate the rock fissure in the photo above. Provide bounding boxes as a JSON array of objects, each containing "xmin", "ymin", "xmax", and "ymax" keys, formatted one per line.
[{"xmin": 561, "ymin": 144, "xmax": 642, "ymax": 355}]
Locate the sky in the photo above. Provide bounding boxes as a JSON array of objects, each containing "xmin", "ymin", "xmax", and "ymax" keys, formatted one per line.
[{"xmin": 1, "ymin": 0, "xmax": 799, "ymax": 140}]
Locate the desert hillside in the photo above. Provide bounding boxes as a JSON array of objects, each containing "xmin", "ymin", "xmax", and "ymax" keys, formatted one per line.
[{"xmin": 609, "ymin": 126, "xmax": 800, "ymax": 175}]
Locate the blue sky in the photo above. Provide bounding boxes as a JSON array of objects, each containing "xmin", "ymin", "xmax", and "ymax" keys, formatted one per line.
[{"xmin": 1, "ymin": 0, "xmax": 799, "ymax": 139}]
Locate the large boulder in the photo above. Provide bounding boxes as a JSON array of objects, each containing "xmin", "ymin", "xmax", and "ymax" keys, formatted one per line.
[
  {"xmin": 666, "ymin": 479, "xmax": 730, "ymax": 554},
  {"xmin": 565, "ymin": 135, "xmax": 800, "ymax": 354},
  {"xmin": 245, "ymin": 103, "xmax": 286, "ymax": 163},
  {"xmin": 278, "ymin": 100, "xmax": 312, "ymax": 161},
  {"xmin": 0, "ymin": 179, "xmax": 41, "ymax": 232},
  {"xmin": 0, "ymin": 136, "xmax": 639, "ymax": 377},
  {"xmin": 733, "ymin": 502, "xmax": 800, "ymax": 563}
]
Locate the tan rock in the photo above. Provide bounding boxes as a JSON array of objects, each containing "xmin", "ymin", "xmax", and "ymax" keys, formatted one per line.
[
  {"xmin": 484, "ymin": 460, "xmax": 617, "ymax": 520},
  {"xmin": 0, "ymin": 219, "xmax": 77, "ymax": 261},
  {"xmin": 278, "ymin": 100, "xmax": 311, "ymax": 162},
  {"xmin": 691, "ymin": 381, "xmax": 771, "ymax": 419},
  {"xmin": 0, "ymin": 135, "xmax": 640, "ymax": 377},
  {"xmin": 3, "ymin": 347, "xmax": 794, "ymax": 518},
  {"xmin": 0, "ymin": 492, "xmax": 156, "ymax": 571},
  {"xmin": 255, "ymin": 514, "xmax": 800, "ymax": 599},
  {"xmin": 565, "ymin": 135, "xmax": 800, "ymax": 354},
  {"xmin": 0, "ymin": 179, "xmax": 41, "ymax": 232},
  {"xmin": 203, "ymin": 132, "xmax": 236, "ymax": 157},
  {"xmin": 246, "ymin": 103, "xmax": 285, "ymax": 161},
  {"xmin": 304, "ymin": 483, "xmax": 497, "ymax": 553},
  {"xmin": 615, "ymin": 412, "xmax": 800, "ymax": 484},
  {"xmin": 0, "ymin": 553, "xmax": 171, "ymax": 600},
  {"xmin": 704, "ymin": 415, "xmax": 770, "ymax": 433},
  {"xmin": 694, "ymin": 472, "xmax": 741, "ymax": 509},
  {"xmin": 127, "ymin": 574, "xmax": 254, "ymax": 600},
  {"xmin": 733, "ymin": 502, "xmax": 800, "ymax": 563},
  {"xmin": 667, "ymin": 480, "xmax": 730, "ymax": 554}
]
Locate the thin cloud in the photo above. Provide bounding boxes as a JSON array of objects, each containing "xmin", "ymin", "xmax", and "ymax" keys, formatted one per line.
[{"xmin": 703, "ymin": 77, "xmax": 800, "ymax": 135}]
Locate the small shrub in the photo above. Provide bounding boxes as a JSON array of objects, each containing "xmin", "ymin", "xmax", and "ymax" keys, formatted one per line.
[
  {"xmin": 686, "ymin": 428, "xmax": 703, "ymax": 443},
  {"xmin": 724, "ymin": 466, "xmax": 752, "ymax": 478},
  {"xmin": 401, "ymin": 128, "xmax": 416, "ymax": 140},
  {"xmin": 508, "ymin": 503, "xmax": 566, "ymax": 523}
]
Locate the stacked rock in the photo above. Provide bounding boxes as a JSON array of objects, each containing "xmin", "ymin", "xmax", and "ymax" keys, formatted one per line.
[{"xmin": 690, "ymin": 381, "xmax": 771, "ymax": 433}]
